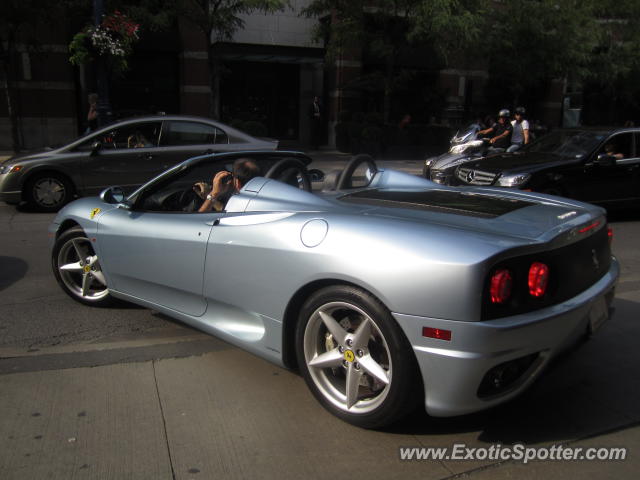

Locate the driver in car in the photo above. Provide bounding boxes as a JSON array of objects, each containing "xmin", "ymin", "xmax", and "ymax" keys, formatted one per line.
[
  {"xmin": 195, "ymin": 158, "xmax": 260, "ymax": 212},
  {"xmin": 604, "ymin": 143, "xmax": 624, "ymax": 160}
]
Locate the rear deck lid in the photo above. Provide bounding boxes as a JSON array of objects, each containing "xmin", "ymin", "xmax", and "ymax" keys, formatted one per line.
[{"xmin": 338, "ymin": 188, "xmax": 600, "ymax": 242}]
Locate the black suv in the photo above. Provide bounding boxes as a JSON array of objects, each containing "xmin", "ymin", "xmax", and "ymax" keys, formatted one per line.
[{"xmin": 451, "ymin": 128, "xmax": 640, "ymax": 208}]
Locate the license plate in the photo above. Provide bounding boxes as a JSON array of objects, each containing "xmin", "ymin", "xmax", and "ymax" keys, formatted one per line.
[{"xmin": 588, "ymin": 297, "xmax": 609, "ymax": 334}]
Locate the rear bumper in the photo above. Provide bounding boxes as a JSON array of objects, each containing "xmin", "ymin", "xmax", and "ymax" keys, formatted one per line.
[{"xmin": 394, "ymin": 256, "xmax": 619, "ymax": 417}]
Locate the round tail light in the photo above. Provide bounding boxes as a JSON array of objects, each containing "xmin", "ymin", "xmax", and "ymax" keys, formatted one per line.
[
  {"xmin": 607, "ymin": 225, "xmax": 613, "ymax": 245},
  {"xmin": 490, "ymin": 269, "xmax": 512, "ymax": 304},
  {"xmin": 528, "ymin": 262, "xmax": 549, "ymax": 297}
]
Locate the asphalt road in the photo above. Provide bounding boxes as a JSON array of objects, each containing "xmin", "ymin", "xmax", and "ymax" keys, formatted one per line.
[{"xmin": 1, "ymin": 162, "xmax": 639, "ymax": 479}]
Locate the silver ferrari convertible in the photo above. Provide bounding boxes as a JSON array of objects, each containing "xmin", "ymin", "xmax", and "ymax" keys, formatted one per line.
[{"xmin": 49, "ymin": 151, "xmax": 619, "ymax": 428}]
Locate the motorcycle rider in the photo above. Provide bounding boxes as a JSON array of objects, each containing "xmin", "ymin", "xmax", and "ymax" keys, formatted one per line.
[
  {"xmin": 478, "ymin": 109, "xmax": 513, "ymax": 152},
  {"xmin": 507, "ymin": 106, "xmax": 530, "ymax": 152}
]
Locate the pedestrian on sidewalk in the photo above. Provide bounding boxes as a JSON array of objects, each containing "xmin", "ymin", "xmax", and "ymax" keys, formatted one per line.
[
  {"xmin": 85, "ymin": 93, "xmax": 98, "ymax": 134},
  {"xmin": 309, "ymin": 96, "xmax": 323, "ymax": 150}
]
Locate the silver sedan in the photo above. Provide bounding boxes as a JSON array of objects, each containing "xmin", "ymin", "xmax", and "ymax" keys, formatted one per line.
[{"xmin": 0, "ymin": 115, "xmax": 277, "ymax": 211}]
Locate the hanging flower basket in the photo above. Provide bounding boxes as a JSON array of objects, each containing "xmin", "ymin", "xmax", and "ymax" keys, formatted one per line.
[{"xmin": 69, "ymin": 11, "xmax": 140, "ymax": 73}]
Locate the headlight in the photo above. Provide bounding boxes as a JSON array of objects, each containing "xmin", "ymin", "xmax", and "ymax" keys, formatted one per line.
[
  {"xmin": 450, "ymin": 140, "xmax": 483, "ymax": 155},
  {"xmin": 449, "ymin": 144, "xmax": 468, "ymax": 154},
  {"xmin": 0, "ymin": 164, "xmax": 22, "ymax": 174},
  {"xmin": 431, "ymin": 172, "xmax": 446, "ymax": 184},
  {"xmin": 424, "ymin": 158, "xmax": 435, "ymax": 168},
  {"xmin": 496, "ymin": 173, "xmax": 530, "ymax": 187}
]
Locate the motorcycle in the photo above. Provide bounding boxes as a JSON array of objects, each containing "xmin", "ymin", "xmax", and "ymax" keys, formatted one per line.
[{"xmin": 423, "ymin": 124, "xmax": 492, "ymax": 184}]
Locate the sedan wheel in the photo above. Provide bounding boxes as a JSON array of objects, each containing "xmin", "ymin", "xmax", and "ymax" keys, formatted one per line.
[
  {"xmin": 296, "ymin": 286, "xmax": 421, "ymax": 428},
  {"xmin": 26, "ymin": 173, "xmax": 72, "ymax": 211},
  {"xmin": 52, "ymin": 227, "xmax": 112, "ymax": 306}
]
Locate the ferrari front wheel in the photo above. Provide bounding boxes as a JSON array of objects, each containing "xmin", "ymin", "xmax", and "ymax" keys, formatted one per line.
[
  {"xmin": 52, "ymin": 227, "xmax": 113, "ymax": 307},
  {"xmin": 296, "ymin": 285, "xmax": 421, "ymax": 428}
]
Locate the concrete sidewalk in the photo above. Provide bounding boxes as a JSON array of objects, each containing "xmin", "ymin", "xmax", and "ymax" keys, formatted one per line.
[
  {"xmin": 1, "ymin": 308, "xmax": 639, "ymax": 480},
  {"xmin": 0, "ymin": 347, "xmax": 445, "ymax": 480}
]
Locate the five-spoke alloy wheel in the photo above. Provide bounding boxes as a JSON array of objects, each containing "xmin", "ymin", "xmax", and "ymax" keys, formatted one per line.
[
  {"xmin": 296, "ymin": 285, "xmax": 421, "ymax": 428},
  {"xmin": 52, "ymin": 227, "xmax": 112, "ymax": 306}
]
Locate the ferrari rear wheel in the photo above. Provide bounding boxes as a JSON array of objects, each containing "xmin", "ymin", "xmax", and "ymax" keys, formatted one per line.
[
  {"xmin": 296, "ymin": 285, "xmax": 421, "ymax": 428},
  {"xmin": 52, "ymin": 227, "xmax": 113, "ymax": 307}
]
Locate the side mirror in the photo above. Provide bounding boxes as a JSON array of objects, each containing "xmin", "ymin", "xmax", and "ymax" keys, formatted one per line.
[
  {"xmin": 100, "ymin": 186, "xmax": 130, "ymax": 209},
  {"xmin": 91, "ymin": 141, "xmax": 102, "ymax": 155},
  {"xmin": 596, "ymin": 153, "xmax": 616, "ymax": 167},
  {"xmin": 308, "ymin": 168, "xmax": 325, "ymax": 182}
]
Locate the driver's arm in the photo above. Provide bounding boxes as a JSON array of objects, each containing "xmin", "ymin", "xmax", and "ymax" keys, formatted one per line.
[{"xmin": 198, "ymin": 170, "xmax": 232, "ymax": 213}]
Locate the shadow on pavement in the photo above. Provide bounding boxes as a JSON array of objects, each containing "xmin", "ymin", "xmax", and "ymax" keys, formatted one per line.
[
  {"xmin": 0, "ymin": 256, "xmax": 28, "ymax": 291},
  {"xmin": 383, "ymin": 297, "xmax": 640, "ymax": 445}
]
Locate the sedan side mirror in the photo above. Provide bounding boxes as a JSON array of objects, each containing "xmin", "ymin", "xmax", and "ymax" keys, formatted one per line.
[
  {"xmin": 596, "ymin": 153, "xmax": 616, "ymax": 167},
  {"xmin": 91, "ymin": 141, "xmax": 103, "ymax": 155},
  {"xmin": 100, "ymin": 186, "xmax": 130, "ymax": 209}
]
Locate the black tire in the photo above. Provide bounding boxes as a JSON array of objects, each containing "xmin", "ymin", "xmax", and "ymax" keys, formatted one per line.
[
  {"xmin": 52, "ymin": 226, "xmax": 113, "ymax": 307},
  {"xmin": 24, "ymin": 172, "xmax": 74, "ymax": 212},
  {"xmin": 295, "ymin": 285, "xmax": 421, "ymax": 428}
]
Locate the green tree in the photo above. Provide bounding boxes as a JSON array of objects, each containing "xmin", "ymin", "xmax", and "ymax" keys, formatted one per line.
[
  {"xmin": 175, "ymin": 0, "xmax": 288, "ymax": 119},
  {"xmin": 303, "ymin": 0, "xmax": 485, "ymax": 122},
  {"xmin": 484, "ymin": 0, "xmax": 640, "ymax": 119},
  {"xmin": 587, "ymin": 0, "xmax": 640, "ymax": 84},
  {"xmin": 583, "ymin": 0, "xmax": 640, "ymax": 123},
  {"xmin": 484, "ymin": 0, "xmax": 599, "ymax": 108}
]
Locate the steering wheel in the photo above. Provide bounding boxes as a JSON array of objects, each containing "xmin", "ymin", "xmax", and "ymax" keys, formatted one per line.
[
  {"xmin": 265, "ymin": 158, "xmax": 312, "ymax": 192},
  {"xmin": 336, "ymin": 154, "xmax": 378, "ymax": 190},
  {"xmin": 178, "ymin": 187, "xmax": 203, "ymax": 212}
]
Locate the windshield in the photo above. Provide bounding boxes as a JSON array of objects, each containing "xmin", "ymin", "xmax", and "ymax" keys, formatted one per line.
[{"xmin": 523, "ymin": 130, "xmax": 606, "ymax": 158}]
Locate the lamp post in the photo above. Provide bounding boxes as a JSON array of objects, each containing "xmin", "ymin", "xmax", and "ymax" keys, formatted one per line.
[{"xmin": 93, "ymin": 0, "xmax": 112, "ymax": 126}]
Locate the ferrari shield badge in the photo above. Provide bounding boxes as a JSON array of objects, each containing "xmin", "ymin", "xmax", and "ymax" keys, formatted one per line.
[
  {"xmin": 344, "ymin": 350, "xmax": 355, "ymax": 363},
  {"xmin": 90, "ymin": 208, "xmax": 101, "ymax": 219}
]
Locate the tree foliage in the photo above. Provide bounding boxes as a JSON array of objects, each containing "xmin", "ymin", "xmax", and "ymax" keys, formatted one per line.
[
  {"xmin": 484, "ymin": 0, "xmax": 640, "ymax": 112},
  {"xmin": 303, "ymin": 0, "xmax": 485, "ymax": 121}
]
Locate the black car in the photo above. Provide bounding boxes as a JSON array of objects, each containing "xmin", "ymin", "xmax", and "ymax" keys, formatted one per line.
[
  {"xmin": 451, "ymin": 127, "xmax": 640, "ymax": 208},
  {"xmin": 0, "ymin": 115, "xmax": 278, "ymax": 211}
]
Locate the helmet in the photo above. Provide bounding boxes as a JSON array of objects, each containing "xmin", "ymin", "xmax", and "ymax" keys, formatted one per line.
[
  {"xmin": 515, "ymin": 106, "xmax": 526, "ymax": 115},
  {"xmin": 498, "ymin": 109, "xmax": 510, "ymax": 118}
]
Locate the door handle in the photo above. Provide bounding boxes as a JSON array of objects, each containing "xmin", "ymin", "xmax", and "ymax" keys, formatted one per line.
[
  {"xmin": 205, "ymin": 219, "xmax": 220, "ymax": 226},
  {"xmin": 138, "ymin": 153, "xmax": 154, "ymax": 160}
]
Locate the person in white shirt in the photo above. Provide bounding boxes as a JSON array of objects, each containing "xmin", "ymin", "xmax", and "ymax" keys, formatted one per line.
[{"xmin": 507, "ymin": 106, "xmax": 530, "ymax": 152}]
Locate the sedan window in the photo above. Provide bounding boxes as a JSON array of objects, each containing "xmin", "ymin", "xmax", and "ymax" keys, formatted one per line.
[
  {"xmin": 598, "ymin": 133, "xmax": 633, "ymax": 159},
  {"xmin": 524, "ymin": 130, "xmax": 605, "ymax": 158},
  {"xmin": 163, "ymin": 121, "xmax": 228, "ymax": 146},
  {"xmin": 73, "ymin": 122, "xmax": 162, "ymax": 151}
]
